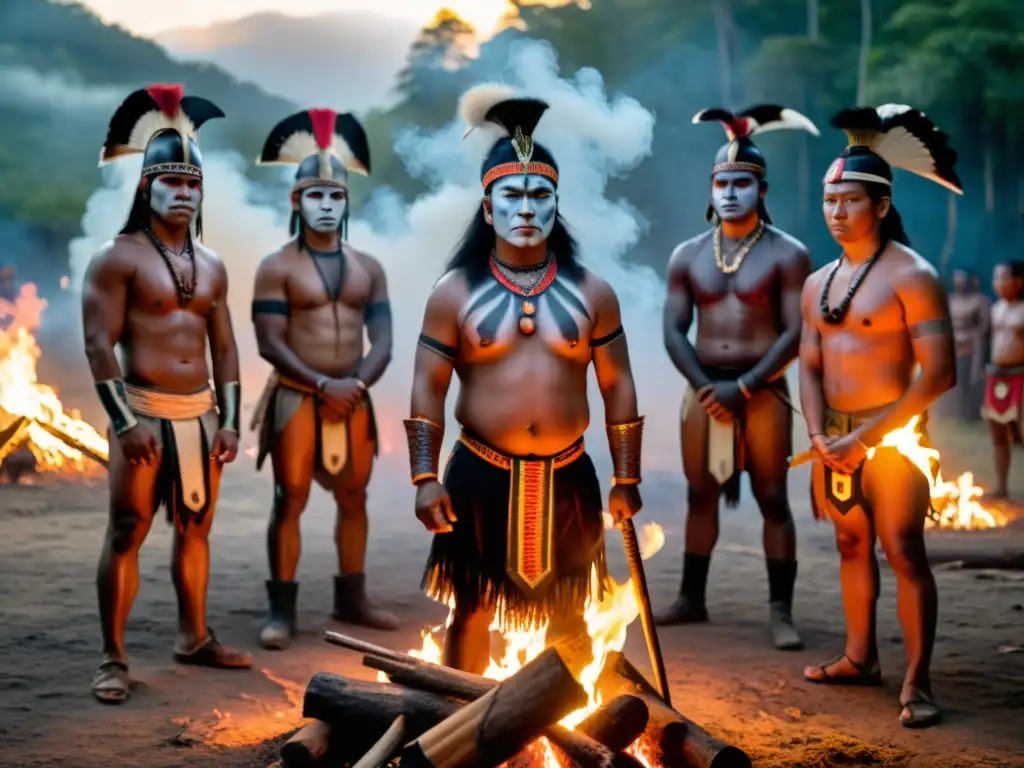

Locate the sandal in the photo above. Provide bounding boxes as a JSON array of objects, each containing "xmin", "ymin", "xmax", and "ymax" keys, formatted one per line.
[
  {"xmin": 173, "ymin": 629, "xmax": 252, "ymax": 669},
  {"xmin": 900, "ymin": 688, "xmax": 941, "ymax": 729},
  {"xmin": 91, "ymin": 658, "xmax": 130, "ymax": 704},
  {"xmin": 804, "ymin": 654, "xmax": 883, "ymax": 686}
]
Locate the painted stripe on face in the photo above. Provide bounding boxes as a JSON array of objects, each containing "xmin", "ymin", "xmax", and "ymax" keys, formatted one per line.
[{"xmin": 489, "ymin": 174, "xmax": 557, "ymax": 248}]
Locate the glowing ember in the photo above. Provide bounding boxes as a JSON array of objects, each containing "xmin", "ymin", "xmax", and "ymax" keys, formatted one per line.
[
  {"xmin": 174, "ymin": 668, "xmax": 306, "ymax": 748},
  {"xmin": 867, "ymin": 416, "xmax": 1008, "ymax": 530},
  {"xmin": 0, "ymin": 283, "xmax": 108, "ymax": 476},
  {"xmin": 390, "ymin": 518, "xmax": 667, "ymax": 766}
]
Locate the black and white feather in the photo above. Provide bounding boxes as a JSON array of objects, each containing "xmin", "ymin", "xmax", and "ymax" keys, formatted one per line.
[
  {"xmin": 692, "ymin": 105, "xmax": 819, "ymax": 141},
  {"xmin": 831, "ymin": 105, "xmax": 962, "ymax": 194},
  {"xmin": 459, "ymin": 83, "xmax": 549, "ymax": 140}
]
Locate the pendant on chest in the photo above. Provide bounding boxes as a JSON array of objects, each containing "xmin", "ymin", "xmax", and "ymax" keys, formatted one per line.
[{"xmin": 489, "ymin": 257, "xmax": 558, "ymax": 337}]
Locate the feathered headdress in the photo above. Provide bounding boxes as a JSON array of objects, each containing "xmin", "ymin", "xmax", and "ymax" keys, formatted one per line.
[
  {"xmin": 458, "ymin": 84, "xmax": 559, "ymax": 190},
  {"xmin": 825, "ymin": 105, "xmax": 962, "ymax": 194},
  {"xmin": 258, "ymin": 108, "xmax": 370, "ymax": 191},
  {"xmin": 693, "ymin": 105, "xmax": 820, "ymax": 175},
  {"xmin": 100, "ymin": 84, "xmax": 224, "ymax": 178}
]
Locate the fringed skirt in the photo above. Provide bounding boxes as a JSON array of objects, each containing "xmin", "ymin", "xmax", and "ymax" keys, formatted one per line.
[{"xmin": 421, "ymin": 432, "xmax": 607, "ymax": 631}]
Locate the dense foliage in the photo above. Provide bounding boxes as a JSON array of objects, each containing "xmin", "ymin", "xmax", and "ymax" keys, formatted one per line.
[{"xmin": 3, "ymin": 0, "xmax": 1022, "ymax": 281}]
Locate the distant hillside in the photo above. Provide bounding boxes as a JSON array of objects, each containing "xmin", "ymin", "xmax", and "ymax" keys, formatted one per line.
[
  {"xmin": 156, "ymin": 11, "xmax": 420, "ymax": 113},
  {"xmin": 0, "ymin": 0, "xmax": 297, "ymax": 234}
]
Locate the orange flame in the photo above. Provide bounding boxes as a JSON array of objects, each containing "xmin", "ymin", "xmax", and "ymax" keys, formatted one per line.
[
  {"xmin": 0, "ymin": 283, "xmax": 108, "ymax": 476},
  {"xmin": 867, "ymin": 416, "xmax": 1008, "ymax": 530},
  {"xmin": 391, "ymin": 518, "xmax": 667, "ymax": 766}
]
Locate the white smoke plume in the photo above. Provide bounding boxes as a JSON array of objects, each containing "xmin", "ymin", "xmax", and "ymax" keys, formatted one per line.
[
  {"xmin": 68, "ymin": 40, "xmax": 691, "ymax": 486},
  {"xmin": 0, "ymin": 66, "xmax": 123, "ymax": 112}
]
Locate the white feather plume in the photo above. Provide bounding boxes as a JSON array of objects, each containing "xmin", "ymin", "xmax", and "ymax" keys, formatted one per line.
[
  {"xmin": 873, "ymin": 104, "xmax": 960, "ymax": 193},
  {"xmin": 459, "ymin": 83, "xmax": 518, "ymax": 138},
  {"xmin": 126, "ymin": 109, "xmax": 196, "ymax": 153},
  {"xmin": 259, "ymin": 129, "xmax": 362, "ymax": 174}
]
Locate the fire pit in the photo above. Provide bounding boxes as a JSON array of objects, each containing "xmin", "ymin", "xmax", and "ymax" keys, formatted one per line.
[{"xmin": 0, "ymin": 283, "xmax": 108, "ymax": 480}]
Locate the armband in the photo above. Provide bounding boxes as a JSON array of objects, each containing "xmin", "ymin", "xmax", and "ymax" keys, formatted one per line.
[
  {"xmin": 216, "ymin": 381, "xmax": 241, "ymax": 434},
  {"xmin": 251, "ymin": 299, "xmax": 290, "ymax": 319},
  {"xmin": 403, "ymin": 417, "xmax": 444, "ymax": 485},
  {"xmin": 606, "ymin": 416, "xmax": 644, "ymax": 485},
  {"xmin": 418, "ymin": 333, "xmax": 457, "ymax": 362},
  {"xmin": 590, "ymin": 325, "xmax": 624, "ymax": 348},
  {"xmin": 364, "ymin": 301, "xmax": 391, "ymax": 321},
  {"xmin": 95, "ymin": 379, "xmax": 138, "ymax": 436}
]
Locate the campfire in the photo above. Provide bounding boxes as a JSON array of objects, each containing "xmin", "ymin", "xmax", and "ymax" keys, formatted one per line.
[
  {"xmin": 274, "ymin": 519, "xmax": 751, "ymax": 768},
  {"xmin": 870, "ymin": 416, "xmax": 1009, "ymax": 530},
  {"xmin": 0, "ymin": 282, "xmax": 108, "ymax": 480}
]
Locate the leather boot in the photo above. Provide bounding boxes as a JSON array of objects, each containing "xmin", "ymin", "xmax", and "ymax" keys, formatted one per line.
[
  {"xmin": 332, "ymin": 573, "xmax": 399, "ymax": 631},
  {"xmin": 259, "ymin": 580, "xmax": 298, "ymax": 650},
  {"xmin": 654, "ymin": 553, "xmax": 710, "ymax": 625}
]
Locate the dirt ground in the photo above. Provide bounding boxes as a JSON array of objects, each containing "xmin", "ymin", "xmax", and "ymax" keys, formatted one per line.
[{"xmin": 1, "ymin": 419, "xmax": 1022, "ymax": 768}]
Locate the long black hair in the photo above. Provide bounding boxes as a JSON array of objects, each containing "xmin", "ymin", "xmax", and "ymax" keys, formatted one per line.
[
  {"xmin": 444, "ymin": 137, "xmax": 582, "ymax": 287},
  {"xmin": 119, "ymin": 180, "xmax": 204, "ymax": 240},
  {"xmin": 863, "ymin": 180, "xmax": 910, "ymax": 247}
]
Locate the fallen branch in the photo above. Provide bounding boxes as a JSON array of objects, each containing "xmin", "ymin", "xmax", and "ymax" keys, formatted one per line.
[
  {"xmin": 280, "ymin": 721, "xmax": 330, "ymax": 768},
  {"xmin": 351, "ymin": 715, "xmax": 405, "ymax": 768}
]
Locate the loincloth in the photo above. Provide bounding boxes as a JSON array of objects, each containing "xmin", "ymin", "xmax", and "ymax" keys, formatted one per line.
[
  {"xmin": 821, "ymin": 407, "xmax": 935, "ymax": 516},
  {"xmin": 681, "ymin": 365, "xmax": 792, "ymax": 506},
  {"xmin": 250, "ymin": 372, "xmax": 377, "ymax": 480},
  {"xmin": 124, "ymin": 382, "xmax": 217, "ymax": 529},
  {"xmin": 981, "ymin": 364, "xmax": 1024, "ymax": 426},
  {"xmin": 422, "ymin": 430, "xmax": 607, "ymax": 630}
]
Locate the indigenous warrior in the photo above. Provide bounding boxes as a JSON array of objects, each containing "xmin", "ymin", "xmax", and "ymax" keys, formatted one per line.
[
  {"xmin": 83, "ymin": 84, "xmax": 251, "ymax": 703},
  {"xmin": 251, "ymin": 108, "xmax": 397, "ymax": 647},
  {"xmin": 800, "ymin": 105, "xmax": 961, "ymax": 728},
  {"xmin": 405, "ymin": 86, "xmax": 644, "ymax": 673},
  {"xmin": 936, "ymin": 268, "xmax": 989, "ymax": 420},
  {"xmin": 657, "ymin": 105, "xmax": 817, "ymax": 651},
  {"xmin": 980, "ymin": 260, "xmax": 1024, "ymax": 498}
]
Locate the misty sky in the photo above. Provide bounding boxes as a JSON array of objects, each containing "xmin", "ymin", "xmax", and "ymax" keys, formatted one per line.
[{"xmin": 70, "ymin": 0, "xmax": 521, "ymax": 36}]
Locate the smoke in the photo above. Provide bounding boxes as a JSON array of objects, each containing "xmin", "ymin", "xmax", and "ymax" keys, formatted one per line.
[
  {"xmin": 0, "ymin": 66, "xmax": 122, "ymax": 112},
  {"xmin": 68, "ymin": 39, "xmax": 688, "ymax": 483}
]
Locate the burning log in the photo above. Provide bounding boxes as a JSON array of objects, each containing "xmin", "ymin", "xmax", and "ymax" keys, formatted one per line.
[
  {"xmin": 302, "ymin": 675, "xmax": 461, "ymax": 756},
  {"xmin": 363, "ymin": 654, "xmax": 644, "ymax": 768},
  {"xmin": 351, "ymin": 715, "xmax": 405, "ymax": 768},
  {"xmin": 396, "ymin": 647, "xmax": 587, "ymax": 768},
  {"xmin": 596, "ymin": 652, "xmax": 751, "ymax": 768},
  {"xmin": 34, "ymin": 418, "xmax": 108, "ymax": 468},
  {"xmin": 280, "ymin": 721, "xmax": 330, "ymax": 768}
]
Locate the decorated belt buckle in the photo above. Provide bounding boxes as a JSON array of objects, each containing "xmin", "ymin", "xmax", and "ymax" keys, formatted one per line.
[{"xmin": 994, "ymin": 381, "xmax": 1009, "ymax": 400}]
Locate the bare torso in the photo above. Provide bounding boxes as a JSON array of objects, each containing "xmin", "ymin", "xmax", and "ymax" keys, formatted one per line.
[
  {"xmin": 989, "ymin": 299, "xmax": 1024, "ymax": 367},
  {"xmin": 678, "ymin": 226, "xmax": 807, "ymax": 369},
  {"xmin": 447, "ymin": 267, "xmax": 601, "ymax": 455},
  {"xmin": 267, "ymin": 241, "xmax": 374, "ymax": 377},
  {"xmin": 808, "ymin": 242, "xmax": 932, "ymax": 412},
  {"xmin": 949, "ymin": 292, "xmax": 988, "ymax": 357},
  {"xmin": 115, "ymin": 233, "xmax": 223, "ymax": 392}
]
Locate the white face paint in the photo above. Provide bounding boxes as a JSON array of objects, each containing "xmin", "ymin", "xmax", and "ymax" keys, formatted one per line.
[
  {"xmin": 299, "ymin": 185, "xmax": 348, "ymax": 234},
  {"xmin": 487, "ymin": 174, "xmax": 557, "ymax": 248},
  {"xmin": 148, "ymin": 174, "xmax": 202, "ymax": 224},
  {"xmin": 710, "ymin": 170, "xmax": 761, "ymax": 222}
]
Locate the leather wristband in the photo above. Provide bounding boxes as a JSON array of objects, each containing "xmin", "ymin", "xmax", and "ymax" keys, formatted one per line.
[
  {"xmin": 94, "ymin": 379, "xmax": 138, "ymax": 436},
  {"xmin": 216, "ymin": 381, "xmax": 241, "ymax": 434},
  {"xmin": 606, "ymin": 416, "xmax": 644, "ymax": 484},
  {"xmin": 403, "ymin": 417, "xmax": 444, "ymax": 485}
]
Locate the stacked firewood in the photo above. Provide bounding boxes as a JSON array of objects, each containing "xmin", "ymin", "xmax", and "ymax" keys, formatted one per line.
[{"xmin": 276, "ymin": 632, "xmax": 751, "ymax": 768}]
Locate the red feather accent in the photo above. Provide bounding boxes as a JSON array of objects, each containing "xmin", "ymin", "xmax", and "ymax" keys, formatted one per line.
[
  {"xmin": 826, "ymin": 158, "xmax": 845, "ymax": 183},
  {"xmin": 146, "ymin": 84, "xmax": 184, "ymax": 118},
  {"xmin": 730, "ymin": 117, "xmax": 751, "ymax": 138},
  {"xmin": 308, "ymin": 108, "xmax": 338, "ymax": 151}
]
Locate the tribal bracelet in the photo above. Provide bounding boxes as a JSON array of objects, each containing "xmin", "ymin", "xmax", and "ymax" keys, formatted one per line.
[
  {"xmin": 216, "ymin": 381, "xmax": 241, "ymax": 434},
  {"xmin": 606, "ymin": 416, "xmax": 644, "ymax": 485},
  {"xmin": 95, "ymin": 378, "xmax": 139, "ymax": 436},
  {"xmin": 403, "ymin": 417, "xmax": 444, "ymax": 485}
]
